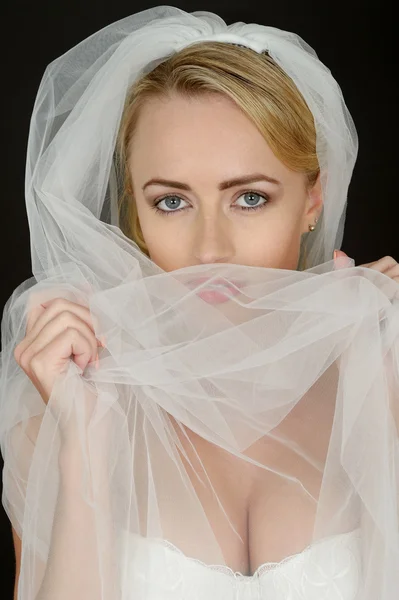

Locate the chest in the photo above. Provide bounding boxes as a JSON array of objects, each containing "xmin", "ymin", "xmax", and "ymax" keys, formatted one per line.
[{"xmin": 167, "ymin": 424, "xmax": 321, "ymax": 576}]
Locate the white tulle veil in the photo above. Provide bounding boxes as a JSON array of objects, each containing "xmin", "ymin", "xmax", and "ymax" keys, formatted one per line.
[{"xmin": 1, "ymin": 6, "xmax": 398, "ymax": 600}]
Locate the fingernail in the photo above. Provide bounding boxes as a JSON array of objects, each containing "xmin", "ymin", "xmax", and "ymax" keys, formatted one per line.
[{"xmin": 333, "ymin": 250, "xmax": 338, "ymax": 260}]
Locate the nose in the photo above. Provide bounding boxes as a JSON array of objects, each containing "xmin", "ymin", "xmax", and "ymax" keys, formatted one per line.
[{"xmin": 192, "ymin": 212, "xmax": 234, "ymax": 264}]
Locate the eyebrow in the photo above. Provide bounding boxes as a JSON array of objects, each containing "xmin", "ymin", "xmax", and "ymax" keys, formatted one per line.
[{"xmin": 142, "ymin": 173, "xmax": 282, "ymax": 192}]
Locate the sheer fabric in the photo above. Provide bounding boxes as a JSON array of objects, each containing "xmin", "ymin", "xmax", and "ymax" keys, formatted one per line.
[{"xmin": 0, "ymin": 7, "xmax": 398, "ymax": 599}]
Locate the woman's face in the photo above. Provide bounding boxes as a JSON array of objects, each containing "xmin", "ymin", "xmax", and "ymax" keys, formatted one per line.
[{"xmin": 129, "ymin": 93, "xmax": 322, "ymax": 272}]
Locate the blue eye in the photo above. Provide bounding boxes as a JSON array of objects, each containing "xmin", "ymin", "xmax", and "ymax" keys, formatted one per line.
[
  {"xmin": 235, "ymin": 192, "xmax": 269, "ymax": 211},
  {"xmin": 152, "ymin": 190, "xmax": 270, "ymax": 216},
  {"xmin": 153, "ymin": 195, "xmax": 189, "ymax": 215}
]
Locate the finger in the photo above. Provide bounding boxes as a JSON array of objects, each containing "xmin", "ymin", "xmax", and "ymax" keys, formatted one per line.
[
  {"xmin": 26, "ymin": 292, "xmax": 95, "ymax": 332},
  {"xmin": 359, "ymin": 256, "xmax": 398, "ymax": 272},
  {"xmin": 26, "ymin": 298, "xmax": 98, "ymax": 341},
  {"xmin": 29, "ymin": 328, "xmax": 95, "ymax": 381},
  {"xmin": 333, "ymin": 250, "xmax": 348, "ymax": 259},
  {"xmin": 384, "ymin": 264, "xmax": 399, "ymax": 282},
  {"xmin": 333, "ymin": 250, "xmax": 352, "ymax": 270},
  {"xmin": 18, "ymin": 313, "xmax": 99, "ymax": 369},
  {"xmin": 16, "ymin": 306, "xmax": 100, "ymax": 365},
  {"xmin": 25, "ymin": 294, "xmax": 50, "ymax": 335}
]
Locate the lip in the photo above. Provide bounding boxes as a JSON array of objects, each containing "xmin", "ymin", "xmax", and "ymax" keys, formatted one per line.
[
  {"xmin": 187, "ymin": 277, "xmax": 245, "ymax": 290},
  {"xmin": 186, "ymin": 277, "xmax": 245, "ymax": 304}
]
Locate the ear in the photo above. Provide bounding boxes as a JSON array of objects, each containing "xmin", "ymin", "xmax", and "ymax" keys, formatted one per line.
[{"xmin": 303, "ymin": 173, "xmax": 323, "ymax": 231}]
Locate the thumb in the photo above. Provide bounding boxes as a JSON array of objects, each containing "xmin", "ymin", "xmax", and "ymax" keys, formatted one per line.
[
  {"xmin": 333, "ymin": 249, "xmax": 350, "ymax": 270},
  {"xmin": 333, "ymin": 250, "xmax": 348, "ymax": 259}
]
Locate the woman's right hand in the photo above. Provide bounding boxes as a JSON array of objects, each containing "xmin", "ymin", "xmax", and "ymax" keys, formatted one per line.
[{"xmin": 14, "ymin": 297, "xmax": 104, "ymax": 405}]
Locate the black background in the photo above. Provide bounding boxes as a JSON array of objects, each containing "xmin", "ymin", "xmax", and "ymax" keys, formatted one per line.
[{"xmin": 1, "ymin": 1, "xmax": 396, "ymax": 596}]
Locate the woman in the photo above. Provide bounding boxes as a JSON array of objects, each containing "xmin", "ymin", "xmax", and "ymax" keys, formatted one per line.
[{"xmin": 1, "ymin": 6, "xmax": 398, "ymax": 600}]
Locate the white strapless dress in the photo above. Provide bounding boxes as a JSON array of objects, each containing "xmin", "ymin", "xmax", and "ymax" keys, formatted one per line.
[{"xmin": 122, "ymin": 529, "xmax": 362, "ymax": 599}]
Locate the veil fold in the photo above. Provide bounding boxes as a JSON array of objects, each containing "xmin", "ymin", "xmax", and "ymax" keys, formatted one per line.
[{"xmin": 1, "ymin": 6, "xmax": 398, "ymax": 599}]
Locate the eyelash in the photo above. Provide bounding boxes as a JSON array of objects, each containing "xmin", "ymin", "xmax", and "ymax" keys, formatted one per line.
[{"xmin": 152, "ymin": 191, "xmax": 270, "ymax": 216}]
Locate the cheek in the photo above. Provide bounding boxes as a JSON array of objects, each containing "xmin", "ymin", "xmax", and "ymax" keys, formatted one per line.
[
  {"xmin": 237, "ymin": 220, "xmax": 302, "ymax": 269},
  {"xmin": 147, "ymin": 246, "xmax": 181, "ymax": 272},
  {"xmin": 139, "ymin": 218, "xmax": 187, "ymax": 271}
]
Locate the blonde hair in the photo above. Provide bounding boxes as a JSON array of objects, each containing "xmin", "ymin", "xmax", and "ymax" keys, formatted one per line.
[{"xmin": 116, "ymin": 42, "xmax": 319, "ymax": 268}]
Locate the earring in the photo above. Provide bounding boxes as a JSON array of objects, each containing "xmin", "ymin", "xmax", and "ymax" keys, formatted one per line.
[{"xmin": 308, "ymin": 217, "xmax": 318, "ymax": 232}]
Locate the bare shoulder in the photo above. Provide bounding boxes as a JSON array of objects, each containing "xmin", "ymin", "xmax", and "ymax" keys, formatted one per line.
[{"xmin": 11, "ymin": 526, "xmax": 21, "ymax": 600}]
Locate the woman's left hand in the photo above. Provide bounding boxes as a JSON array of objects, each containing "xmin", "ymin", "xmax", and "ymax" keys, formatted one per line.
[{"xmin": 334, "ymin": 250, "xmax": 399, "ymax": 284}]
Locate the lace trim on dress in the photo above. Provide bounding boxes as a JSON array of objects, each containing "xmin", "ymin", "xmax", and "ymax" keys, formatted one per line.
[{"xmin": 148, "ymin": 529, "xmax": 361, "ymax": 579}]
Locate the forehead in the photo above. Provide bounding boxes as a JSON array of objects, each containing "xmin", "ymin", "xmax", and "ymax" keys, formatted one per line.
[{"xmin": 129, "ymin": 94, "xmax": 292, "ymax": 182}]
